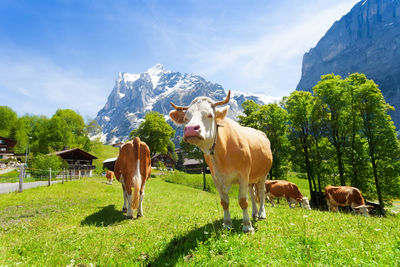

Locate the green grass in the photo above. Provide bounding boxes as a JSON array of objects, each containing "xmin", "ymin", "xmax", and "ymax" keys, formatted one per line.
[
  {"xmin": 90, "ymin": 142, "xmax": 119, "ymax": 174},
  {"xmin": 1, "ymin": 175, "xmax": 399, "ymax": 266}
]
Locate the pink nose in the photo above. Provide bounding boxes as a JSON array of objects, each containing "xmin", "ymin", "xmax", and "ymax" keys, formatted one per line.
[{"xmin": 184, "ymin": 125, "xmax": 200, "ymax": 137}]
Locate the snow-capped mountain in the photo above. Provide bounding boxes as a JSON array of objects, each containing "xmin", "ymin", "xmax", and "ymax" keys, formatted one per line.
[{"xmin": 95, "ymin": 64, "xmax": 280, "ymax": 144}]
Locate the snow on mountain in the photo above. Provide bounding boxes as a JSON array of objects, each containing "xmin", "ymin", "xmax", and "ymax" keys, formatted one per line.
[{"xmin": 95, "ymin": 64, "xmax": 280, "ymax": 144}]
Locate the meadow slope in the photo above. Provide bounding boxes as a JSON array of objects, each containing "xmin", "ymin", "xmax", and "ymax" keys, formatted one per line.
[{"xmin": 0, "ymin": 176, "xmax": 399, "ymax": 266}]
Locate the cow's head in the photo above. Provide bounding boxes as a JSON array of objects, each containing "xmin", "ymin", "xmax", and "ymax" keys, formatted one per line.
[
  {"xmin": 169, "ymin": 91, "xmax": 230, "ymax": 153},
  {"xmin": 301, "ymin": 197, "xmax": 311, "ymax": 210},
  {"xmin": 354, "ymin": 205, "xmax": 374, "ymax": 217}
]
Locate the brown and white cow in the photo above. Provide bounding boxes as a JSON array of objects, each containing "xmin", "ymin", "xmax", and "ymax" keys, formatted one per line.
[
  {"xmin": 169, "ymin": 91, "xmax": 273, "ymax": 232},
  {"xmin": 114, "ymin": 137, "xmax": 152, "ymax": 219},
  {"xmin": 265, "ymin": 180, "xmax": 311, "ymax": 210},
  {"xmin": 106, "ymin": 170, "xmax": 114, "ymax": 185},
  {"xmin": 325, "ymin": 186, "xmax": 373, "ymax": 217}
]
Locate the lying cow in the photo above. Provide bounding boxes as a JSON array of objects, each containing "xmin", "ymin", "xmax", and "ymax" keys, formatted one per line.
[
  {"xmin": 325, "ymin": 186, "xmax": 373, "ymax": 217},
  {"xmin": 265, "ymin": 180, "xmax": 311, "ymax": 210},
  {"xmin": 114, "ymin": 137, "xmax": 152, "ymax": 219},
  {"xmin": 170, "ymin": 91, "xmax": 273, "ymax": 232},
  {"xmin": 106, "ymin": 170, "xmax": 114, "ymax": 185}
]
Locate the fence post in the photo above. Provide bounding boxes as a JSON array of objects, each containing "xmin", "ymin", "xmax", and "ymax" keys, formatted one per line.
[
  {"xmin": 18, "ymin": 165, "xmax": 24, "ymax": 192},
  {"xmin": 48, "ymin": 168, "xmax": 52, "ymax": 186},
  {"xmin": 62, "ymin": 168, "xmax": 65, "ymax": 184}
]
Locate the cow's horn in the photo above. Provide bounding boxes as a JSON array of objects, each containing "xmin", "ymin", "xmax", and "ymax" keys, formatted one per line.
[
  {"xmin": 213, "ymin": 90, "xmax": 231, "ymax": 107},
  {"xmin": 170, "ymin": 102, "xmax": 188, "ymax": 111}
]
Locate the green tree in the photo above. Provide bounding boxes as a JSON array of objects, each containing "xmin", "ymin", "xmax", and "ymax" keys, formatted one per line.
[
  {"xmin": 284, "ymin": 91, "xmax": 323, "ymax": 207},
  {"xmin": 313, "ymin": 74, "xmax": 351, "ymax": 186},
  {"xmin": 0, "ymin": 106, "xmax": 18, "ymax": 137},
  {"xmin": 354, "ymin": 74, "xmax": 400, "ymax": 210},
  {"xmin": 29, "ymin": 154, "xmax": 68, "ymax": 178},
  {"xmin": 130, "ymin": 112, "xmax": 175, "ymax": 156}
]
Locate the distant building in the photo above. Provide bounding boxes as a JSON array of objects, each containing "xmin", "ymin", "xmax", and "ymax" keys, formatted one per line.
[
  {"xmin": 0, "ymin": 136, "xmax": 17, "ymax": 160},
  {"xmin": 103, "ymin": 157, "xmax": 117, "ymax": 171},
  {"xmin": 53, "ymin": 148, "xmax": 97, "ymax": 177},
  {"xmin": 151, "ymin": 153, "xmax": 175, "ymax": 170},
  {"xmin": 183, "ymin": 158, "xmax": 210, "ymax": 174}
]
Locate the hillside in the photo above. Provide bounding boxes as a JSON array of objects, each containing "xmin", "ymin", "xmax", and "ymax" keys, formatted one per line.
[
  {"xmin": 296, "ymin": 0, "xmax": 400, "ymax": 129},
  {"xmin": 0, "ymin": 176, "xmax": 398, "ymax": 265}
]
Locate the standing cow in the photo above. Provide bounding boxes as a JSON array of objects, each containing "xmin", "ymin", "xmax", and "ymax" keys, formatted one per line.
[
  {"xmin": 106, "ymin": 170, "xmax": 114, "ymax": 185},
  {"xmin": 325, "ymin": 186, "xmax": 373, "ymax": 217},
  {"xmin": 265, "ymin": 180, "xmax": 311, "ymax": 210},
  {"xmin": 114, "ymin": 137, "xmax": 152, "ymax": 219},
  {"xmin": 169, "ymin": 91, "xmax": 273, "ymax": 232}
]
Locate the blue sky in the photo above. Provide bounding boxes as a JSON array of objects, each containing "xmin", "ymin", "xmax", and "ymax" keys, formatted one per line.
[{"xmin": 0, "ymin": 0, "xmax": 359, "ymax": 119}]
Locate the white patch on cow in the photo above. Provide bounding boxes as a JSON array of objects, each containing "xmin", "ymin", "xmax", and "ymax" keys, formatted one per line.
[
  {"xmin": 127, "ymin": 194, "xmax": 133, "ymax": 218},
  {"xmin": 132, "ymin": 159, "xmax": 142, "ymax": 190},
  {"xmin": 301, "ymin": 197, "xmax": 311, "ymax": 210}
]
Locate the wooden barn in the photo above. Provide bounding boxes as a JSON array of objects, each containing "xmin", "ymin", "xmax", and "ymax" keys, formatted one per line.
[
  {"xmin": 102, "ymin": 157, "xmax": 117, "ymax": 171},
  {"xmin": 53, "ymin": 148, "xmax": 97, "ymax": 177},
  {"xmin": 0, "ymin": 136, "xmax": 17, "ymax": 160},
  {"xmin": 151, "ymin": 153, "xmax": 175, "ymax": 170}
]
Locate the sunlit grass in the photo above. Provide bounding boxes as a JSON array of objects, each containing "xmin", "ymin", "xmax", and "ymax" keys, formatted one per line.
[{"xmin": 0, "ymin": 176, "xmax": 399, "ymax": 266}]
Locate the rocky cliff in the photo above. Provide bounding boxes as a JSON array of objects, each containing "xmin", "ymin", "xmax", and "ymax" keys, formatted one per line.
[
  {"xmin": 95, "ymin": 64, "xmax": 280, "ymax": 143},
  {"xmin": 296, "ymin": 0, "xmax": 400, "ymax": 129}
]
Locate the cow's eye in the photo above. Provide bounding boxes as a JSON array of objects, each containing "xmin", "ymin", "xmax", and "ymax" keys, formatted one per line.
[
  {"xmin": 208, "ymin": 113, "xmax": 213, "ymax": 119},
  {"xmin": 184, "ymin": 117, "xmax": 189, "ymax": 122}
]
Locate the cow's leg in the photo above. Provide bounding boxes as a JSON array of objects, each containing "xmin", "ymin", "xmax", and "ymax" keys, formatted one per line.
[
  {"xmin": 122, "ymin": 184, "xmax": 128, "ymax": 213},
  {"xmin": 287, "ymin": 197, "xmax": 296, "ymax": 208},
  {"xmin": 124, "ymin": 182, "xmax": 134, "ymax": 219},
  {"xmin": 239, "ymin": 181, "xmax": 253, "ymax": 233},
  {"xmin": 249, "ymin": 185, "xmax": 258, "ymax": 220},
  {"xmin": 256, "ymin": 179, "xmax": 266, "ymax": 219},
  {"xmin": 270, "ymin": 196, "xmax": 275, "ymax": 207},
  {"xmin": 137, "ymin": 184, "xmax": 146, "ymax": 218},
  {"xmin": 216, "ymin": 184, "xmax": 232, "ymax": 230}
]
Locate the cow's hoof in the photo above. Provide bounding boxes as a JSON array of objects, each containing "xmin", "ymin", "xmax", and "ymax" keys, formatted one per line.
[
  {"xmin": 243, "ymin": 225, "xmax": 254, "ymax": 233},
  {"xmin": 258, "ymin": 214, "xmax": 267, "ymax": 220},
  {"xmin": 223, "ymin": 224, "xmax": 233, "ymax": 231},
  {"xmin": 122, "ymin": 208, "xmax": 127, "ymax": 213},
  {"xmin": 127, "ymin": 215, "xmax": 134, "ymax": 219},
  {"xmin": 136, "ymin": 213, "xmax": 143, "ymax": 218}
]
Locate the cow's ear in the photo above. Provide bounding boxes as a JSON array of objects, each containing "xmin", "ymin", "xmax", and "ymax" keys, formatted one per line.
[
  {"xmin": 169, "ymin": 110, "xmax": 186, "ymax": 124},
  {"xmin": 215, "ymin": 106, "xmax": 229, "ymax": 120}
]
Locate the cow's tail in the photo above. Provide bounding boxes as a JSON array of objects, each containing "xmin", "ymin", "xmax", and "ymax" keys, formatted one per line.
[{"xmin": 132, "ymin": 137, "xmax": 142, "ymax": 209}]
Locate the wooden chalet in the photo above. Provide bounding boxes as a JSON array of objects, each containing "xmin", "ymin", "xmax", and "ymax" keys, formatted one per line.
[
  {"xmin": 0, "ymin": 136, "xmax": 17, "ymax": 160},
  {"xmin": 103, "ymin": 157, "xmax": 117, "ymax": 171},
  {"xmin": 183, "ymin": 158, "xmax": 210, "ymax": 174},
  {"xmin": 151, "ymin": 153, "xmax": 175, "ymax": 170},
  {"xmin": 53, "ymin": 148, "xmax": 97, "ymax": 177}
]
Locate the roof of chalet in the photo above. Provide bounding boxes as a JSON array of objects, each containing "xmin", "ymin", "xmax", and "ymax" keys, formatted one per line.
[
  {"xmin": 53, "ymin": 148, "xmax": 97, "ymax": 160},
  {"xmin": 183, "ymin": 158, "xmax": 202, "ymax": 166},
  {"xmin": 103, "ymin": 157, "xmax": 117, "ymax": 163},
  {"xmin": 151, "ymin": 153, "xmax": 174, "ymax": 161}
]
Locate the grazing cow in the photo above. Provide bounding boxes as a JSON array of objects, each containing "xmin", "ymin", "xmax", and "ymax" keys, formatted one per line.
[
  {"xmin": 325, "ymin": 186, "xmax": 373, "ymax": 217},
  {"xmin": 114, "ymin": 137, "xmax": 152, "ymax": 219},
  {"xmin": 169, "ymin": 91, "xmax": 273, "ymax": 232},
  {"xmin": 265, "ymin": 180, "xmax": 311, "ymax": 210},
  {"xmin": 106, "ymin": 170, "xmax": 114, "ymax": 185}
]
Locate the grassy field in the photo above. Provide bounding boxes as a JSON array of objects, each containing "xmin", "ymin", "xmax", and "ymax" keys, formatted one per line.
[{"xmin": 1, "ymin": 175, "xmax": 399, "ymax": 266}]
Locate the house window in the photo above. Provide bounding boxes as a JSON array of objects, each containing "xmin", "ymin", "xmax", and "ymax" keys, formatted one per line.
[
  {"xmin": 0, "ymin": 148, "xmax": 6, "ymax": 151},
  {"xmin": 0, "ymin": 140, "xmax": 4, "ymax": 144}
]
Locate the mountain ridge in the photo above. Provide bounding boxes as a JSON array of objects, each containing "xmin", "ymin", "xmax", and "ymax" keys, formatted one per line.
[{"xmin": 95, "ymin": 64, "xmax": 280, "ymax": 143}]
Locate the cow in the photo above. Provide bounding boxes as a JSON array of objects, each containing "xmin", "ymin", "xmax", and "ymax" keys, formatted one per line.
[
  {"xmin": 265, "ymin": 180, "xmax": 311, "ymax": 210},
  {"xmin": 325, "ymin": 186, "xmax": 373, "ymax": 217},
  {"xmin": 114, "ymin": 137, "xmax": 152, "ymax": 219},
  {"xmin": 169, "ymin": 91, "xmax": 273, "ymax": 232},
  {"xmin": 106, "ymin": 170, "xmax": 114, "ymax": 185}
]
